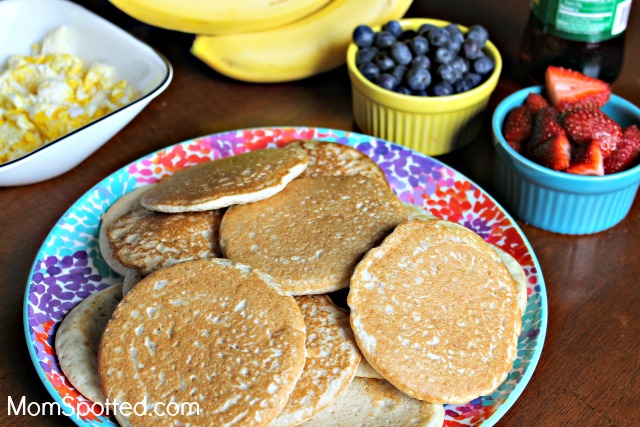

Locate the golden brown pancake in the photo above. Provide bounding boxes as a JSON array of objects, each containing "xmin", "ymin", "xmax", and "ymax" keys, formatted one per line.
[
  {"xmin": 99, "ymin": 186, "xmax": 152, "ymax": 276},
  {"xmin": 107, "ymin": 203, "xmax": 222, "ymax": 276},
  {"xmin": 219, "ymin": 176, "xmax": 407, "ymax": 295},
  {"xmin": 400, "ymin": 205, "xmax": 528, "ymax": 314},
  {"xmin": 122, "ymin": 269, "xmax": 142, "ymax": 296},
  {"xmin": 55, "ymin": 284, "xmax": 123, "ymax": 404},
  {"xmin": 355, "ymin": 358, "xmax": 384, "ymax": 380},
  {"xmin": 402, "ymin": 201, "xmax": 438, "ymax": 221},
  {"xmin": 286, "ymin": 140, "xmax": 387, "ymax": 184},
  {"xmin": 140, "ymin": 147, "xmax": 308, "ymax": 212},
  {"xmin": 270, "ymin": 295, "xmax": 360, "ymax": 427},
  {"xmin": 349, "ymin": 220, "xmax": 522, "ymax": 404},
  {"xmin": 302, "ymin": 378, "xmax": 445, "ymax": 427},
  {"xmin": 398, "ymin": 204, "xmax": 527, "ymax": 317},
  {"xmin": 98, "ymin": 258, "xmax": 306, "ymax": 427},
  {"xmin": 491, "ymin": 245, "xmax": 528, "ymax": 316}
]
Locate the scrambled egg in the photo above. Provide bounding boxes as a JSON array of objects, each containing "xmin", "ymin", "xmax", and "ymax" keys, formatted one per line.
[{"xmin": 0, "ymin": 26, "xmax": 136, "ymax": 164}]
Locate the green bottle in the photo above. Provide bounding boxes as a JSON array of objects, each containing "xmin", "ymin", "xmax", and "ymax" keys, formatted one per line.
[{"xmin": 519, "ymin": 0, "xmax": 632, "ymax": 83}]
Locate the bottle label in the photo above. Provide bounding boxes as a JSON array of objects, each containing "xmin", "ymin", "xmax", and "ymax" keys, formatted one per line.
[{"xmin": 532, "ymin": 0, "xmax": 632, "ymax": 41}]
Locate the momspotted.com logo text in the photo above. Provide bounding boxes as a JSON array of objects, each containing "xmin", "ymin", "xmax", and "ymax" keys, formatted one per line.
[{"xmin": 7, "ymin": 396, "xmax": 200, "ymax": 417}]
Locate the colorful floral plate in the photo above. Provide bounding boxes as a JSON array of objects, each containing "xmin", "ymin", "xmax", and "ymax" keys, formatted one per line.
[{"xmin": 24, "ymin": 127, "xmax": 547, "ymax": 426}]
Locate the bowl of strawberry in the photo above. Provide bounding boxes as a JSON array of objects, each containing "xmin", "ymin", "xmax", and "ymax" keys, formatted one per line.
[{"xmin": 492, "ymin": 66, "xmax": 640, "ymax": 234}]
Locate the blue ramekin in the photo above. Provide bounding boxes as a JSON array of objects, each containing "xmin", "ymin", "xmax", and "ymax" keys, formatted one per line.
[{"xmin": 492, "ymin": 86, "xmax": 640, "ymax": 235}]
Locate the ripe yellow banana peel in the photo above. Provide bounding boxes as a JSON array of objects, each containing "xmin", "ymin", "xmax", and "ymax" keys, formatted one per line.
[
  {"xmin": 108, "ymin": 0, "xmax": 332, "ymax": 35},
  {"xmin": 191, "ymin": 0, "xmax": 414, "ymax": 83}
]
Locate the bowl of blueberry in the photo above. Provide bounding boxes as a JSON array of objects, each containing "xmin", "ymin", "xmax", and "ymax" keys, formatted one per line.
[{"xmin": 347, "ymin": 18, "xmax": 501, "ymax": 156}]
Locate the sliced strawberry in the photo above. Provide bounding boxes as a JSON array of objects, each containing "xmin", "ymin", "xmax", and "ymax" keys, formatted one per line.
[
  {"xmin": 604, "ymin": 125, "xmax": 640, "ymax": 174},
  {"xmin": 507, "ymin": 139, "xmax": 525, "ymax": 153},
  {"xmin": 503, "ymin": 105, "xmax": 533, "ymax": 144},
  {"xmin": 545, "ymin": 66, "xmax": 611, "ymax": 112},
  {"xmin": 562, "ymin": 109, "xmax": 621, "ymax": 157},
  {"xmin": 529, "ymin": 106, "xmax": 565, "ymax": 149},
  {"xmin": 565, "ymin": 140, "xmax": 604, "ymax": 176},
  {"xmin": 525, "ymin": 92, "xmax": 549, "ymax": 113},
  {"xmin": 529, "ymin": 134, "xmax": 571, "ymax": 171}
]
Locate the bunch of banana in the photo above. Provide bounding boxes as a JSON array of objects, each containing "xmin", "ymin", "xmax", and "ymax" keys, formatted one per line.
[
  {"xmin": 110, "ymin": 0, "xmax": 413, "ymax": 83},
  {"xmin": 192, "ymin": 0, "xmax": 414, "ymax": 82},
  {"xmin": 108, "ymin": 0, "xmax": 333, "ymax": 35}
]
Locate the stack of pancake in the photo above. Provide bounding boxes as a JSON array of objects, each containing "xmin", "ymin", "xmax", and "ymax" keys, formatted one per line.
[{"xmin": 55, "ymin": 141, "xmax": 526, "ymax": 426}]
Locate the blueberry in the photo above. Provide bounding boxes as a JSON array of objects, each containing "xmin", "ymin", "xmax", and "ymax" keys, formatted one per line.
[
  {"xmin": 464, "ymin": 72, "xmax": 483, "ymax": 87},
  {"xmin": 445, "ymin": 23, "xmax": 465, "ymax": 44},
  {"xmin": 353, "ymin": 25, "xmax": 375, "ymax": 48},
  {"xmin": 473, "ymin": 56, "xmax": 494, "ymax": 74},
  {"xmin": 417, "ymin": 23, "xmax": 438, "ymax": 36},
  {"xmin": 355, "ymin": 46, "xmax": 378, "ymax": 66},
  {"xmin": 450, "ymin": 56, "xmax": 469, "ymax": 75},
  {"xmin": 396, "ymin": 86, "xmax": 412, "ymax": 95},
  {"xmin": 463, "ymin": 39, "xmax": 483, "ymax": 60},
  {"xmin": 431, "ymin": 81, "xmax": 454, "ymax": 96},
  {"xmin": 428, "ymin": 27, "xmax": 450, "ymax": 47},
  {"xmin": 409, "ymin": 35, "xmax": 429, "ymax": 56},
  {"xmin": 452, "ymin": 67, "xmax": 464, "ymax": 82},
  {"xmin": 382, "ymin": 20, "xmax": 403, "ymax": 38},
  {"xmin": 391, "ymin": 64, "xmax": 407, "ymax": 85},
  {"xmin": 390, "ymin": 41, "xmax": 412, "ymax": 65},
  {"xmin": 374, "ymin": 51, "xmax": 396, "ymax": 72},
  {"xmin": 435, "ymin": 47, "xmax": 455, "ymax": 64},
  {"xmin": 358, "ymin": 62, "xmax": 380, "ymax": 81},
  {"xmin": 436, "ymin": 63, "xmax": 456, "ymax": 83},
  {"xmin": 374, "ymin": 30, "xmax": 396, "ymax": 49},
  {"xmin": 411, "ymin": 55, "xmax": 431, "ymax": 69},
  {"xmin": 377, "ymin": 73, "xmax": 397, "ymax": 91},
  {"xmin": 454, "ymin": 72, "xmax": 483, "ymax": 92},
  {"xmin": 413, "ymin": 90, "xmax": 429, "ymax": 96},
  {"xmin": 467, "ymin": 24, "xmax": 489, "ymax": 46},
  {"xmin": 446, "ymin": 38, "xmax": 462, "ymax": 54},
  {"xmin": 399, "ymin": 30, "xmax": 417, "ymax": 41},
  {"xmin": 405, "ymin": 67, "xmax": 431, "ymax": 91},
  {"xmin": 453, "ymin": 78, "xmax": 473, "ymax": 93}
]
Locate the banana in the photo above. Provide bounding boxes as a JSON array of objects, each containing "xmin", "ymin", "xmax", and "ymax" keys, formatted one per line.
[
  {"xmin": 191, "ymin": 0, "xmax": 414, "ymax": 83},
  {"xmin": 108, "ymin": 0, "xmax": 333, "ymax": 35}
]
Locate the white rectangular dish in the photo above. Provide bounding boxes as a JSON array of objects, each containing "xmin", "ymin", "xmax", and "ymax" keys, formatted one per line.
[{"xmin": 0, "ymin": 0, "xmax": 172, "ymax": 186}]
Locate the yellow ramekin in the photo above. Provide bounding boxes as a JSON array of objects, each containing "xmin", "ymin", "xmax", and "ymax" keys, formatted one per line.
[{"xmin": 347, "ymin": 18, "xmax": 502, "ymax": 156}]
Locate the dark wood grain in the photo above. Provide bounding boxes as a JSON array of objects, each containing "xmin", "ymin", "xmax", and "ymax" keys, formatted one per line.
[{"xmin": 1, "ymin": 0, "xmax": 638, "ymax": 426}]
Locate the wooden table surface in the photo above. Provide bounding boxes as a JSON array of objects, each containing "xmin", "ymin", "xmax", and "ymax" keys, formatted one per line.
[{"xmin": 1, "ymin": 0, "xmax": 639, "ymax": 425}]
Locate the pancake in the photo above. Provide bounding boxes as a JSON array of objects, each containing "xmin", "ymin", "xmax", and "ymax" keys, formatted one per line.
[
  {"xmin": 355, "ymin": 358, "xmax": 384, "ymax": 380},
  {"xmin": 402, "ymin": 202, "xmax": 438, "ymax": 221},
  {"xmin": 302, "ymin": 378, "xmax": 444, "ymax": 427},
  {"xmin": 398, "ymin": 205, "xmax": 527, "ymax": 316},
  {"xmin": 140, "ymin": 147, "xmax": 308, "ymax": 213},
  {"xmin": 122, "ymin": 269, "xmax": 142, "ymax": 296},
  {"xmin": 55, "ymin": 284, "xmax": 123, "ymax": 404},
  {"xmin": 98, "ymin": 258, "xmax": 306, "ymax": 427},
  {"xmin": 219, "ymin": 176, "xmax": 407, "ymax": 295},
  {"xmin": 348, "ymin": 219, "xmax": 522, "ymax": 404},
  {"xmin": 107, "ymin": 202, "xmax": 223, "ymax": 276},
  {"xmin": 400, "ymin": 204, "xmax": 527, "ymax": 315},
  {"xmin": 492, "ymin": 245, "xmax": 528, "ymax": 316},
  {"xmin": 286, "ymin": 140, "xmax": 387, "ymax": 184},
  {"xmin": 270, "ymin": 295, "xmax": 361, "ymax": 427},
  {"xmin": 99, "ymin": 186, "xmax": 151, "ymax": 276}
]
